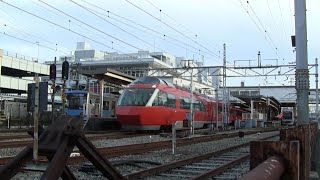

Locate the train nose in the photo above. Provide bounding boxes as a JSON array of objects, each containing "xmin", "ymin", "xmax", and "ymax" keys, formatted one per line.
[{"xmin": 117, "ymin": 115, "xmax": 141, "ymax": 125}]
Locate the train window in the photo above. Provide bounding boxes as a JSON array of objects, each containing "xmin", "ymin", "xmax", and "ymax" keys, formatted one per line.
[
  {"xmin": 179, "ymin": 97, "xmax": 184, "ymax": 109},
  {"xmin": 118, "ymin": 88, "xmax": 155, "ymax": 106},
  {"xmin": 104, "ymin": 101, "xmax": 110, "ymax": 110},
  {"xmin": 179, "ymin": 97, "xmax": 190, "ymax": 109},
  {"xmin": 167, "ymin": 93, "xmax": 176, "ymax": 108},
  {"xmin": 131, "ymin": 77, "xmax": 161, "ymax": 85},
  {"xmin": 65, "ymin": 93, "xmax": 87, "ymax": 110},
  {"xmin": 194, "ymin": 100, "xmax": 200, "ymax": 111},
  {"xmin": 105, "ymin": 87, "xmax": 110, "ymax": 93},
  {"xmin": 199, "ymin": 101, "xmax": 205, "ymax": 112},
  {"xmin": 153, "ymin": 91, "xmax": 168, "ymax": 107}
]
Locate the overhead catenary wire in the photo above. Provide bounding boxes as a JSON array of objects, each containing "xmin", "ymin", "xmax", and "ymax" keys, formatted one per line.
[
  {"xmin": 0, "ymin": 6, "xmax": 71, "ymax": 53},
  {"xmin": 245, "ymin": 1, "xmax": 283, "ymax": 60},
  {"xmin": 0, "ymin": 31, "xmax": 69, "ymax": 55},
  {"xmin": 0, "ymin": 0, "xmax": 144, "ymax": 59},
  {"xmin": 237, "ymin": 0, "xmax": 284, "ymax": 62},
  {"xmin": 1, "ymin": 23, "xmax": 70, "ymax": 54},
  {"xmin": 144, "ymin": 0, "xmax": 221, "ymax": 54},
  {"xmin": 67, "ymin": 0, "xmax": 166, "ymax": 52},
  {"xmin": 34, "ymin": 0, "xmax": 130, "ymax": 53},
  {"xmin": 78, "ymin": 0, "xmax": 219, "ymax": 61},
  {"xmin": 288, "ymin": 0, "xmax": 294, "ymax": 35},
  {"xmin": 277, "ymin": 0, "xmax": 290, "ymax": 41},
  {"xmin": 145, "ymin": 0, "xmax": 192, "ymax": 36},
  {"xmin": 124, "ymin": 0, "xmax": 221, "ymax": 59},
  {"xmin": 34, "ymin": 0, "xmax": 142, "ymax": 51},
  {"xmin": 266, "ymin": 0, "xmax": 277, "ymax": 29},
  {"xmin": 1, "ymin": 0, "xmax": 188, "ymax": 67}
]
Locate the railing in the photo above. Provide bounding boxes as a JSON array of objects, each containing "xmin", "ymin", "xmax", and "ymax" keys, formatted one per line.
[
  {"xmin": 1, "ymin": 49, "xmax": 48, "ymax": 63},
  {"xmin": 0, "ymin": 93, "xmax": 27, "ymax": 99}
]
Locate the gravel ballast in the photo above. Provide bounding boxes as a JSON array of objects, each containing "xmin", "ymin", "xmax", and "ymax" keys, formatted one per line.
[{"xmin": 7, "ymin": 130, "xmax": 278, "ymax": 180}]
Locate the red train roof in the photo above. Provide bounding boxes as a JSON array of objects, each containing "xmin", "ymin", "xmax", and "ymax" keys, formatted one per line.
[{"xmin": 128, "ymin": 76, "xmax": 216, "ymax": 102}]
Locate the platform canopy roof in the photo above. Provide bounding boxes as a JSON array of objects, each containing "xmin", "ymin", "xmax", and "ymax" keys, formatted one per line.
[{"xmin": 76, "ymin": 66, "xmax": 136, "ymax": 86}]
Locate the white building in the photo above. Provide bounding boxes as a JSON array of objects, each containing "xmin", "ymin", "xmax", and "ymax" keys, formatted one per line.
[{"xmin": 45, "ymin": 42, "xmax": 216, "ymax": 95}]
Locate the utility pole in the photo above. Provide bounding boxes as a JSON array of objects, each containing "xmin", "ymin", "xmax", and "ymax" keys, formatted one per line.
[{"xmin": 295, "ymin": 0, "xmax": 309, "ymax": 124}]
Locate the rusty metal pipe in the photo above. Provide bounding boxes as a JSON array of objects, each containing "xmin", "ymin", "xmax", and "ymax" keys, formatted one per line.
[{"xmin": 241, "ymin": 155, "xmax": 285, "ymax": 180}]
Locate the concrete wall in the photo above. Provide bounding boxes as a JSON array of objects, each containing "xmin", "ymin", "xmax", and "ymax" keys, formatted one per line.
[{"xmin": 1, "ymin": 55, "xmax": 49, "ymax": 75}]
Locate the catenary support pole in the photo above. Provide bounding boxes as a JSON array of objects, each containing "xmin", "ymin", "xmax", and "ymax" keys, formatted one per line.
[
  {"xmin": 99, "ymin": 79, "xmax": 104, "ymax": 118},
  {"xmin": 295, "ymin": 0, "xmax": 309, "ymax": 124},
  {"xmin": 222, "ymin": 44, "xmax": 227, "ymax": 128},
  {"xmin": 316, "ymin": 58, "xmax": 319, "ymax": 123},
  {"xmin": 215, "ymin": 83, "xmax": 219, "ymax": 131},
  {"xmin": 33, "ymin": 73, "xmax": 39, "ymax": 161},
  {"xmin": 51, "ymin": 57, "xmax": 56, "ymax": 124},
  {"xmin": 190, "ymin": 65, "xmax": 194, "ymax": 135}
]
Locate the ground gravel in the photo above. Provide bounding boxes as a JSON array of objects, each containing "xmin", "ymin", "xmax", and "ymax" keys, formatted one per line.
[{"xmin": 5, "ymin": 130, "xmax": 278, "ymax": 180}]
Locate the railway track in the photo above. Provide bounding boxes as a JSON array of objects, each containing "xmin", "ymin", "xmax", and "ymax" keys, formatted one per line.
[
  {"xmin": 0, "ymin": 129, "xmax": 278, "ymax": 165},
  {"xmin": 0, "ymin": 131, "xmax": 152, "ymax": 149},
  {"xmin": 125, "ymin": 134, "xmax": 278, "ymax": 180},
  {"xmin": 0, "ymin": 128, "xmax": 277, "ymax": 149},
  {"xmin": 0, "ymin": 128, "xmax": 28, "ymax": 133},
  {"xmin": 0, "ymin": 134, "xmax": 30, "ymax": 141},
  {"xmin": 151, "ymin": 147, "xmax": 249, "ymax": 179}
]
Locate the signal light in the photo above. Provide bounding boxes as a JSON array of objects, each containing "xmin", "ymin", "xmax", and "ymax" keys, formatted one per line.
[
  {"xmin": 55, "ymin": 85, "xmax": 61, "ymax": 91},
  {"xmin": 49, "ymin": 64, "xmax": 56, "ymax": 81},
  {"xmin": 62, "ymin": 60, "xmax": 69, "ymax": 80}
]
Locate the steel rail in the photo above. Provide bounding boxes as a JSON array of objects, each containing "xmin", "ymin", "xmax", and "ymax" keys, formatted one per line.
[
  {"xmin": 0, "ymin": 130, "xmax": 278, "ymax": 165},
  {"xmin": 126, "ymin": 134, "xmax": 278, "ymax": 180}
]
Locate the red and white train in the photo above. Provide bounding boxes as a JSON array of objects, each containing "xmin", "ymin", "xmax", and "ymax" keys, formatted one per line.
[{"xmin": 116, "ymin": 76, "xmax": 246, "ymax": 131}]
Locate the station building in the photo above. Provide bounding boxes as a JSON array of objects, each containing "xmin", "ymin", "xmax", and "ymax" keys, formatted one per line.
[
  {"xmin": 0, "ymin": 49, "xmax": 49, "ymax": 125},
  {"xmin": 44, "ymin": 42, "xmax": 218, "ymax": 96}
]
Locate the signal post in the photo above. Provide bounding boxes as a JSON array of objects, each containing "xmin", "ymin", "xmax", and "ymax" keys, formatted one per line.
[
  {"xmin": 49, "ymin": 58, "xmax": 57, "ymax": 124},
  {"xmin": 61, "ymin": 57, "xmax": 69, "ymax": 112}
]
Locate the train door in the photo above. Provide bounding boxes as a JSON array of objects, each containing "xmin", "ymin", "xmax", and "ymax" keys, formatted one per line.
[
  {"xmin": 111, "ymin": 100, "xmax": 116, "ymax": 117},
  {"xmin": 166, "ymin": 93, "xmax": 177, "ymax": 124},
  {"xmin": 102, "ymin": 98, "xmax": 117, "ymax": 117},
  {"xmin": 102, "ymin": 100, "xmax": 110, "ymax": 117},
  {"xmin": 192, "ymin": 99, "xmax": 199, "ymax": 122}
]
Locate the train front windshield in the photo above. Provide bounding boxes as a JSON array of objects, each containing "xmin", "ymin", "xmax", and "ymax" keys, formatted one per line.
[
  {"xmin": 118, "ymin": 88, "xmax": 155, "ymax": 106},
  {"xmin": 282, "ymin": 111, "xmax": 293, "ymax": 120},
  {"xmin": 66, "ymin": 93, "xmax": 87, "ymax": 109}
]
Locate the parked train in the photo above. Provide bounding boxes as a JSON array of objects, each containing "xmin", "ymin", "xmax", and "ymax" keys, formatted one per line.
[
  {"xmin": 64, "ymin": 90, "xmax": 118, "ymax": 117},
  {"xmin": 116, "ymin": 76, "xmax": 246, "ymax": 131},
  {"xmin": 280, "ymin": 109, "xmax": 296, "ymax": 126}
]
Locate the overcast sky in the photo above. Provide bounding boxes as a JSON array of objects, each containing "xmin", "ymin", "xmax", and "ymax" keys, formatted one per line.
[{"xmin": 0, "ymin": 0, "xmax": 319, "ymax": 87}]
